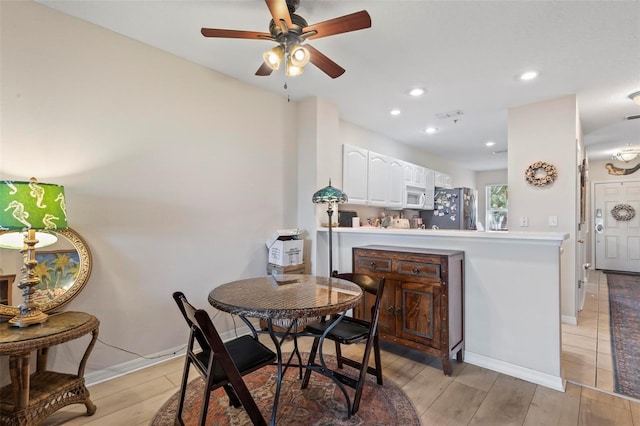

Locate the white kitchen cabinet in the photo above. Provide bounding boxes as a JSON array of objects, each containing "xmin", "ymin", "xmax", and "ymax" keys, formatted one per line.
[
  {"xmin": 342, "ymin": 144, "xmax": 368, "ymax": 205},
  {"xmin": 367, "ymin": 152, "xmax": 404, "ymax": 208},
  {"xmin": 404, "ymin": 162, "xmax": 426, "ymax": 188},
  {"xmin": 434, "ymin": 171, "xmax": 452, "ymax": 189},
  {"xmin": 424, "ymin": 168, "xmax": 435, "ymax": 209},
  {"xmin": 387, "ymin": 157, "xmax": 404, "ymax": 209},
  {"xmin": 367, "ymin": 151, "xmax": 388, "ymax": 206},
  {"xmin": 343, "ymin": 144, "xmax": 428, "ymax": 208}
]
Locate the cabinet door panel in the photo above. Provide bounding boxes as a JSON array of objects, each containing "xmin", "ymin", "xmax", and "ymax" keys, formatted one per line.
[
  {"xmin": 342, "ymin": 145, "xmax": 369, "ymax": 204},
  {"xmin": 396, "ymin": 281, "xmax": 441, "ymax": 348}
]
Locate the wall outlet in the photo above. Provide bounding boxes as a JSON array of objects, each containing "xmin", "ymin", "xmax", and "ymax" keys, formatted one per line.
[
  {"xmin": 549, "ymin": 216, "xmax": 558, "ymax": 227},
  {"xmin": 520, "ymin": 216, "xmax": 529, "ymax": 227}
]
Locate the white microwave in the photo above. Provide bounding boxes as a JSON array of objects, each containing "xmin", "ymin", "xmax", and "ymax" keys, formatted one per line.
[{"xmin": 404, "ymin": 185, "xmax": 427, "ymax": 209}]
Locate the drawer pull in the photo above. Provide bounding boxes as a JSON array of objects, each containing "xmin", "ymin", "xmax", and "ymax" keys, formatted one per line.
[
  {"xmin": 387, "ymin": 306, "xmax": 395, "ymax": 314},
  {"xmin": 412, "ymin": 268, "xmax": 420, "ymax": 275},
  {"xmin": 370, "ymin": 262, "xmax": 377, "ymax": 269}
]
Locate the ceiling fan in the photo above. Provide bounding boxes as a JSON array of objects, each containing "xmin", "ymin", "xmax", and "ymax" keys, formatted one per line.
[{"xmin": 200, "ymin": 0, "xmax": 371, "ymax": 79}]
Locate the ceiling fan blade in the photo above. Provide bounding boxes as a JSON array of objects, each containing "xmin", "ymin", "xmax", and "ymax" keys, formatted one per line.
[
  {"xmin": 265, "ymin": 0, "xmax": 293, "ymax": 30},
  {"xmin": 306, "ymin": 45, "xmax": 345, "ymax": 79},
  {"xmin": 201, "ymin": 28, "xmax": 273, "ymax": 40},
  {"xmin": 255, "ymin": 62, "xmax": 274, "ymax": 76},
  {"xmin": 303, "ymin": 10, "xmax": 371, "ymax": 40}
]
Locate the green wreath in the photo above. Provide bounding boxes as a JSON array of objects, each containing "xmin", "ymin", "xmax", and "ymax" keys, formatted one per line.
[
  {"xmin": 525, "ymin": 161, "xmax": 558, "ymax": 187},
  {"xmin": 611, "ymin": 204, "xmax": 635, "ymax": 221}
]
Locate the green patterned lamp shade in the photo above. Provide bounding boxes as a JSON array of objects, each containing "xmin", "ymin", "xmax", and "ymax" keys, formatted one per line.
[
  {"xmin": 0, "ymin": 179, "xmax": 68, "ymax": 231},
  {"xmin": 312, "ymin": 179, "xmax": 348, "ymax": 205}
]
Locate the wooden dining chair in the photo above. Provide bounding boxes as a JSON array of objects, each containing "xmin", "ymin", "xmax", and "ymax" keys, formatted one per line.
[
  {"xmin": 172, "ymin": 291, "xmax": 276, "ymax": 426},
  {"xmin": 301, "ymin": 273, "xmax": 386, "ymax": 415}
]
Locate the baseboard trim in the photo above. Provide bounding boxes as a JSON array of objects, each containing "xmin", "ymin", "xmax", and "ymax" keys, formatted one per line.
[
  {"xmin": 84, "ymin": 324, "xmax": 254, "ymax": 387},
  {"xmin": 562, "ymin": 315, "xmax": 577, "ymax": 325},
  {"xmin": 464, "ymin": 351, "xmax": 565, "ymax": 392}
]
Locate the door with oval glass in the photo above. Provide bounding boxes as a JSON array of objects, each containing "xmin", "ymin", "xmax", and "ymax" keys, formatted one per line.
[{"xmin": 594, "ymin": 181, "xmax": 640, "ymax": 272}]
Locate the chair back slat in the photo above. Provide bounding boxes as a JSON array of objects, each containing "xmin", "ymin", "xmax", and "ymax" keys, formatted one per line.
[{"xmin": 172, "ymin": 291, "xmax": 270, "ymax": 426}]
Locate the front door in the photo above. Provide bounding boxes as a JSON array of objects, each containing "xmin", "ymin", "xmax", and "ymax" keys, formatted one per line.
[{"xmin": 594, "ymin": 181, "xmax": 640, "ymax": 272}]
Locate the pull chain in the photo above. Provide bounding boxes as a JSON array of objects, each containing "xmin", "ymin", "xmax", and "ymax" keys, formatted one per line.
[{"xmin": 284, "ymin": 81, "xmax": 290, "ymax": 102}]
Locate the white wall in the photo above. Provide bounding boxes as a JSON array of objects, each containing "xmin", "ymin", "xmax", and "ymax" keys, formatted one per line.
[
  {"xmin": 507, "ymin": 95, "xmax": 579, "ymax": 322},
  {"xmin": 1, "ymin": 1, "xmax": 297, "ymax": 377}
]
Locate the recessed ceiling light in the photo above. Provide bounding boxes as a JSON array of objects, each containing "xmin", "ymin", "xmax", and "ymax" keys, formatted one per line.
[
  {"xmin": 485, "ymin": 141, "xmax": 496, "ymax": 147},
  {"xmin": 390, "ymin": 109, "xmax": 401, "ymax": 116},
  {"xmin": 519, "ymin": 71, "xmax": 538, "ymax": 81},
  {"xmin": 424, "ymin": 127, "xmax": 438, "ymax": 134},
  {"xmin": 409, "ymin": 88, "xmax": 425, "ymax": 97}
]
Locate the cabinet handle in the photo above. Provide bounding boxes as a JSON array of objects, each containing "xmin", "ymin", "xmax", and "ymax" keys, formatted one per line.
[
  {"xmin": 387, "ymin": 306, "xmax": 395, "ymax": 314},
  {"xmin": 412, "ymin": 268, "xmax": 420, "ymax": 275},
  {"xmin": 370, "ymin": 262, "xmax": 377, "ymax": 269}
]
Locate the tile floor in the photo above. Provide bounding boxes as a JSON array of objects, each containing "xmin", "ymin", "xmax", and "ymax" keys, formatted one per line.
[{"xmin": 562, "ymin": 269, "xmax": 617, "ymax": 393}]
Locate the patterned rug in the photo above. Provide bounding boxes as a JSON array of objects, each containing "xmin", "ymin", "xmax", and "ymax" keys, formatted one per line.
[
  {"xmin": 151, "ymin": 354, "xmax": 420, "ymax": 425},
  {"xmin": 605, "ymin": 272, "xmax": 640, "ymax": 400}
]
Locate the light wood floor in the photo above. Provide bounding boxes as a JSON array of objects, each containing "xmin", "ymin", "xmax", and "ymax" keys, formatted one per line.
[
  {"xmin": 562, "ymin": 269, "xmax": 616, "ymax": 392},
  {"xmin": 42, "ymin": 326, "xmax": 640, "ymax": 426}
]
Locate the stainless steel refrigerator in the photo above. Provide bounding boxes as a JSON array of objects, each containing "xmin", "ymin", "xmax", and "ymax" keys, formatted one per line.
[{"xmin": 420, "ymin": 187, "xmax": 477, "ymax": 230}]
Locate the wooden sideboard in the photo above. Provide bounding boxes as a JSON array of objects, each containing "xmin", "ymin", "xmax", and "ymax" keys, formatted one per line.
[{"xmin": 352, "ymin": 245, "xmax": 464, "ymax": 375}]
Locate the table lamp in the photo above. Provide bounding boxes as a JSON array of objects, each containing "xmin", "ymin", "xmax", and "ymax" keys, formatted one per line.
[
  {"xmin": 0, "ymin": 178, "xmax": 68, "ymax": 327},
  {"xmin": 312, "ymin": 179, "xmax": 348, "ymax": 276}
]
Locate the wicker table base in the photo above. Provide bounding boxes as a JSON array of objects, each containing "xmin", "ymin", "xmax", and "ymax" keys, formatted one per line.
[{"xmin": 0, "ymin": 312, "xmax": 99, "ymax": 426}]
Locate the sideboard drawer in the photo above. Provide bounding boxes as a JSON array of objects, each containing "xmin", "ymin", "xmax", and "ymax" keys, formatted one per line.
[
  {"xmin": 354, "ymin": 255, "xmax": 392, "ymax": 272},
  {"xmin": 397, "ymin": 260, "xmax": 441, "ymax": 280}
]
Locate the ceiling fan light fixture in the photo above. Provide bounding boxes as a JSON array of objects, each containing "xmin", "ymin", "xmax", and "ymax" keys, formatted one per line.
[
  {"xmin": 263, "ymin": 45, "xmax": 284, "ymax": 70},
  {"xmin": 629, "ymin": 91, "xmax": 640, "ymax": 106},
  {"xmin": 286, "ymin": 61, "xmax": 304, "ymax": 77},
  {"xmin": 289, "ymin": 44, "xmax": 310, "ymax": 67}
]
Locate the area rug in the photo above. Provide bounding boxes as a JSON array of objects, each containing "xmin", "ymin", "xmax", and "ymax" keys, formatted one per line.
[
  {"xmin": 605, "ymin": 272, "xmax": 640, "ymax": 400},
  {"xmin": 151, "ymin": 354, "xmax": 420, "ymax": 425}
]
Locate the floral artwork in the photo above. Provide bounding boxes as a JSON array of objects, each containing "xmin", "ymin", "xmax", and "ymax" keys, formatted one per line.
[{"xmin": 32, "ymin": 250, "xmax": 79, "ymax": 304}]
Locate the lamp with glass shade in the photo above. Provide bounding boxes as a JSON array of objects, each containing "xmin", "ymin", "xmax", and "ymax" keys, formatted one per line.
[{"xmin": 312, "ymin": 179, "xmax": 348, "ymax": 276}]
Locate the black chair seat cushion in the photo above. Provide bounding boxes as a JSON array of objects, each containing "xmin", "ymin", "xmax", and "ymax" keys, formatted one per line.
[
  {"xmin": 195, "ymin": 335, "xmax": 276, "ymax": 384},
  {"xmin": 305, "ymin": 318, "xmax": 369, "ymax": 344}
]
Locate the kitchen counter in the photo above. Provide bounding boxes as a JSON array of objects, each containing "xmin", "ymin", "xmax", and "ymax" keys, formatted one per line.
[
  {"xmin": 314, "ymin": 225, "xmax": 568, "ymax": 392},
  {"xmin": 320, "ymin": 226, "xmax": 569, "ymax": 242}
]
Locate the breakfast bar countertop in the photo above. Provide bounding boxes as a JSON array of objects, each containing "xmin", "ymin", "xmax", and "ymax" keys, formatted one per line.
[{"xmin": 320, "ymin": 226, "xmax": 569, "ymax": 242}]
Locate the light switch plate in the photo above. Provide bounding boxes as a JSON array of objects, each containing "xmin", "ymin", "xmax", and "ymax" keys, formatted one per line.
[{"xmin": 549, "ymin": 216, "xmax": 558, "ymax": 227}]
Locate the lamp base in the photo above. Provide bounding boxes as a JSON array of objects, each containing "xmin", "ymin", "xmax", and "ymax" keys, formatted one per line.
[{"xmin": 9, "ymin": 308, "xmax": 48, "ymax": 327}]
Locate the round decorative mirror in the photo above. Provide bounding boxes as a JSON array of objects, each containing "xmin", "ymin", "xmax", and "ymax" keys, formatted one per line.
[{"xmin": 0, "ymin": 228, "xmax": 92, "ymax": 317}]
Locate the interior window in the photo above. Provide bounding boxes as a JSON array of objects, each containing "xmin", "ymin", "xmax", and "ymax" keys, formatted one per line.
[{"xmin": 486, "ymin": 184, "xmax": 508, "ymax": 231}]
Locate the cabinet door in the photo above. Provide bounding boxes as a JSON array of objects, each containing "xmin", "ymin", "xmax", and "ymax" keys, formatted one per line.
[
  {"xmin": 387, "ymin": 157, "xmax": 404, "ymax": 208},
  {"xmin": 367, "ymin": 152, "xmax": 388, "ymax": 206},
  {"xmin": 395, "ymin": 281, "xmax": 441, "ymax": 349},
  {"xmin": 342, "ymin": 144, "xmax": 369, "ymax": 204},
  {"xmin": 443, "ymin": 174, "xmax": 453, "ymax": 189},
  {"xmin": 424, "ymin": 168, "xmax": 435, "ymax": 209},
  {"xmin": 354, "ymin": 286, "xmax": 393, "ymax": 335}
]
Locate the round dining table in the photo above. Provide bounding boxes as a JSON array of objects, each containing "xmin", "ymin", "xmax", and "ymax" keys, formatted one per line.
[{"xmin": 209, "ymin": 274, "xmax": 363, "ymax": 425}]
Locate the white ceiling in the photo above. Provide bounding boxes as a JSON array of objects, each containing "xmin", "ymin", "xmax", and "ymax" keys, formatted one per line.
[{"xmin": 36, "ymin": 0, "xmax": 640, "ymax": 171}]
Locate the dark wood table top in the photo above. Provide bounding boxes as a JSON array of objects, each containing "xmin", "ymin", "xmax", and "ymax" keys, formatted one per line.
[{"xmin": 209, "ymin": 275, "xmax": 362, "ymax": 320}]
